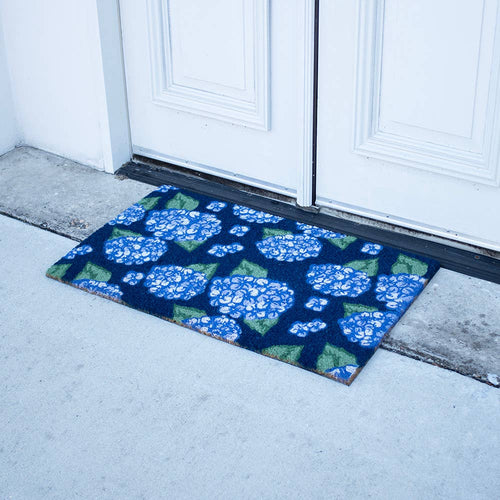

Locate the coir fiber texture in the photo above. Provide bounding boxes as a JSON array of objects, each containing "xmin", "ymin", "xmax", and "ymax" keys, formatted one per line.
[{"xmin": 46, "ymin": 184, "xmax": 439, "ymax": 385}]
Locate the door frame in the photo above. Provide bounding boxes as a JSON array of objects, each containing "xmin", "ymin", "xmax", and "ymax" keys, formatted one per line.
[
  {"xmin": 94, "ymin": 0, "xmax": 317, "ymax": 206},
  {"xmin": 92, "ymin": 0, "xmax": 132, "ymax": 174}
]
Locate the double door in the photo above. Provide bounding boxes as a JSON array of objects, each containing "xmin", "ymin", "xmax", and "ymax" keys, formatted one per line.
[{"xmin": 121, "ymin": 0, "xmax": 500, "ymax": 250}]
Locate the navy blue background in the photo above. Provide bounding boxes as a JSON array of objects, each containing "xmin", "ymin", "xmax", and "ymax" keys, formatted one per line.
[{"xmin": 49, "ymin": 186, "xmax": 440, "ymax": 378}]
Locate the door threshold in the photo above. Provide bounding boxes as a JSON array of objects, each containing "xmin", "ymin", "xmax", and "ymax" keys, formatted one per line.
[{"xmin": 117, "ymin": 158, "xmax": 500, "ymax": 285}]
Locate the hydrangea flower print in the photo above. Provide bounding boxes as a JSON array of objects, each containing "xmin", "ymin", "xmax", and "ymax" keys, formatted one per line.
[
  {"xmin": 72, "ymin": 279, "xmax": 123, "ymax": 300},
  {"xmin": 288, "ymin": 319, "xmax": 326, "ymax": 337},
  {"xmin": 206, "ymin": 201, "xmax": 227, "ymax": 212},
  {"xmin": 145, "ymin": 209, "xmax": 221, "ymax": 242},
  {"xmin": 375, "ymin": 274, "xmax": 425, "ymax": 311},
  {"xmin": 122, "ymin": 271, "xmax": 145, "ymax": 285},
  {"xmin": 144, "ymin": 265, "xmax": 208, "ymax": 300},
  {"xmin": 232, "ymin": 205, "xmax": 283, "ymax": 224},
  {"xmin": 361, "ymin": 242, "xmax": 383, "ymax": 255},
  {"xmin": 63, "ymin": 244, "xmax": 93, "ymax": 260},
  {"xmin": 108, "ymin": 203, "xmax": 146, "ymax": 226},
  {"xmin": 183, "ymin": 315, "xmax": 241, "ymax": 342},
  {"xmin": 209, "ymin": 276, "xmax": 294, "ymax": 320},
  {"xmin": 338, "ymin": 311, "xmax": 398, "ymax": 348},
  {"xmin": 229, "ymin": 225, "xmax": 250, "ymax": 237},
  {"xmin": 296, "ymin": 222, "xmax": 346, "ymax": 240},
  {"xmin": 256, "ymin": 234, "xmax": 322, "ymax": 262},
  {"xmin": 304, "ymin": 296, "xmax": 329, "ymax": 312},
  {"xmin": 155, "ymin": 184, "xmax": 179, "ymax": 193},
  {"xmin": 104, "ymin": 236, "xmax": 168, "ymax": 265},
  {"xmin": 208, "ymin": 243, "xmax": 244, "ymax": 257},
  {"xmin": 326, "ymin": 364, "xmax": 359, "ymax": 380},
  {"xmin": 306, "ymin": 264, "xmax": 371, "ymax": 297}
]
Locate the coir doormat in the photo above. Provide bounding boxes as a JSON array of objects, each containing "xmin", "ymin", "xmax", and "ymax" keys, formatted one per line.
[{"xmin": 47, "ymin": 184, "xmax": 439, "ymax": 385}]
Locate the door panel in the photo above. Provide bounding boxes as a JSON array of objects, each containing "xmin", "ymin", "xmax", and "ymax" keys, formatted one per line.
[
  {"xmin": 149, "ymin": 0, "xmax": 269, "ymax": 130},
  {"xmin": 317, "ymin": 0, "xmax": 500, "ymax": 249},
  {"xmin": 121, "ymin": 0, "xmax": 315, "ymax": 197}
]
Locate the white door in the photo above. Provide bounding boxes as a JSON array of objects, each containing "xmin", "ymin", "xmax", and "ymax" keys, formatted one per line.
[
  {"xmin": 120, "ymin": 0, "xmax": 315, "ymax": 201},
  {"xmin": 316, "ymin": 0, "xmax": 500, "ymax": 250}
]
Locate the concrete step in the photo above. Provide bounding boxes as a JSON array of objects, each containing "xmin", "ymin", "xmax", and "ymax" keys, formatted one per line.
[{"xmin": 1, "ymin": 146, "xmax": 499, "ymax": 387}]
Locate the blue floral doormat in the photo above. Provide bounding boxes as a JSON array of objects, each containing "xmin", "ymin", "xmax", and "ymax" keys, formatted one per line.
[{"xmin": 46, "ymin": 184, "xmax": 439, "ymax": 385}]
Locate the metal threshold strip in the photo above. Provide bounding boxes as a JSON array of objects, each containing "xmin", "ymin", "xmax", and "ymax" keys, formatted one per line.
[{"xmin": 117, "ymin": 158, "xmax": 500, "ymax": 285}]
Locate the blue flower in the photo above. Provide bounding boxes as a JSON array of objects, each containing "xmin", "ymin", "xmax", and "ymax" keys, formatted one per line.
[
  {"xmin": 233, "ymin": 205, "xmax": 283, "ymax": 224},
  {"xmin": 208, "ymin": 243, "xmax": 244, "ymax": 257},
  {"xmin": 104, "ymin": 236, "xmax": 168, "ymax": 265},
  {"xmin": 63, "ymin": 244, "xmax": 93, "ymax": 260},
  {"xmin": 155, "ymin": 184, "xmax": 179, "ymax": 193},
  {"xmin": 361, "ymin": 242, "xmax": 383, "ymax": 255},
  {"xmin": 375, "ymin": 274, "xmax": 425, "ymax": 311},
  {"xmin": 122, "ymin": 271, "xmax": 145, "ymax": 285},
  {"xmin": 108, "ymin": 204, "xmax": 146, "ymax": 226},
  {"xmin": 206, "ymin": 201, "xmax": 227, "ymax": 212},
  {"xmin": 145, "ymin": 209, "xmax": 221, "ymax": 242},
  {"xmin": 183, "ymin": 315, "xmax": 241, "ymax": 342},
  {"xmin": 229, "ymin": 225, "xmax": 250, "ymax": 237},
  {"xmin": 296, "ymin": 222, "xmax": 346, "ymax": 239},
  {"xmin": 72, "ymin": 279, "xmax": 123, "ymax": 300},
  {"xmin": 326, "ymin": 364, "xmax": 359, "ymax": 380},
  {"xmin": 338, "ymin": 311, "xmax": 398, "ymax": 348},
  {"xmin": 257, "ymin": 234, "xmax": 322, "ymax": 262},
  {"xmin": 306, "ymin": 264, "xmax": 371, "ymax": 297},
  {"xmin": 144, "ymin": 265, "xmax": 208, "ymax": 300},
  {"xmin": 209, "ymin": 275, "xmax": 294, "ymax": 320},
  {"xmin": 288, "ymin": 319, "xmax": 326, "ymax": 337},
  {"xmin": 304, "ymin": 296, "xmax": 329, "ymax": 312}
]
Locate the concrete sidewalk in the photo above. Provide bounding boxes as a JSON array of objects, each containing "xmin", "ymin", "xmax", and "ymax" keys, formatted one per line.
[{"xmin": 0, "ymin": 215, "xmax": 499, "ymax": 499}]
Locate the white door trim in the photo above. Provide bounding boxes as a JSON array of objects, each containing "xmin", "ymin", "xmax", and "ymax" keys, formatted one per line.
[
  {"xmin": 296, "ymin": 0, "xmax": 316, "ymax": 207},
  {"xmin": 92, "ymin": 0, "xmax": 132, "ymax": 173}
]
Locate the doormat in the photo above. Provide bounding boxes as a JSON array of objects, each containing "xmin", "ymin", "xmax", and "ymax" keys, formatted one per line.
[{"xmin": 46, "ymin": 184, "xmax": 439, "ymax": 385}]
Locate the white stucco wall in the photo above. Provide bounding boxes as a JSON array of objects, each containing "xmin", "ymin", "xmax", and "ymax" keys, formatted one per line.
[
  {"xmin": 0, "ymin": 0, "xmax": 104, "ymax": 168},
  {"xmin": 0, "ymin": 12, "xmax": 19, "ymax": 156}
]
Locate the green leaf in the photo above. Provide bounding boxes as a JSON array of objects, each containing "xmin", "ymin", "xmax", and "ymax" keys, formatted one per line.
[
  {"xmin": 244, "ymin": 318, "xmax": 279, "ymax": 335},
  {"xmin": 187, "ymin": 263, "xmax": 219, "ymax": 280},
  {"xmin": 74, "ymin": 262, "xmax": 111, "ymax": 282},
  {"xmin": 172, "ymin": 305, "xmax": 207, "ymax": 323},
  {"xmin": 108, "ymin": 227, "xmax": 141, "ymax": 240},
  {"xmin": 165, "ymin": 192, "xmax": 199, "ymax": 211},
  {"xmin": 345, "ymin": 258, "xmax": 379, "ymax": 276},
  {"xmin": 175, "ymin": 240, "xmax": 204, "ymax": 252},
  {"xmin": 329, "ymin": 235, "xmax": 357, "ymax": 250},
  {"xmin": 262, "ymin": 345, "xmax": 304, "ymax": 364},
  {"xmin": 231, "ymin": 259, "xmax": 268, "ymax": 278},
  {"xmin": 316, "ymin": 343, "xmax": 358, "ymax": 373},
  {"xmin": 343, "ymin": 303, "xmax": 378, "ymax": 318},
  {"xmin": 137, "ymin": 196, "xmax": 160, "ymax": 210},
  {"xmin": 262, "ymin": 228, "xmax": 292, "ymax": 239},
  {"xmin": 46, "ymin": 263, "xmax": 71, "ymax": 279},
  {"xmin": 391, "ymin": 254, "xmax": 428, "ymax": 276}
]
